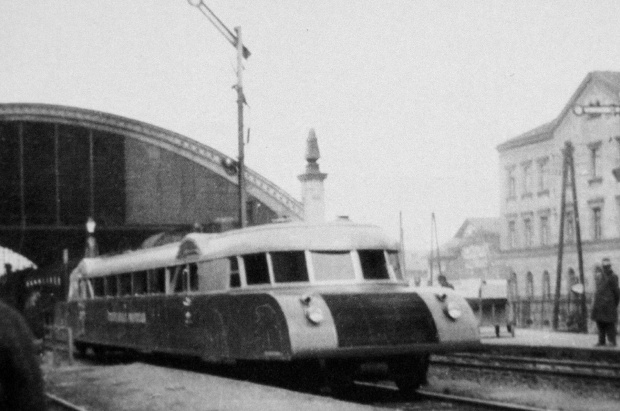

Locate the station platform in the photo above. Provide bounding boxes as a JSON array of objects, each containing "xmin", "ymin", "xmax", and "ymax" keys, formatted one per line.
[
  {"xmin": 43, "ymin": 360, "xmax": 380, "ymax": 411},
  {"xmin": 478, "ymin": 326, "xmax": 620, "ymax": 362}
]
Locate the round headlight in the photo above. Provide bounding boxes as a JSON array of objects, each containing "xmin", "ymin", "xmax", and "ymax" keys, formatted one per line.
[
  {"xmin": 444, "ymin": 302, "xmax": 462, "ymax": 320},
  {"xmin": 305, "ymin": 306, "xmax": 324, "ymax": 325}
]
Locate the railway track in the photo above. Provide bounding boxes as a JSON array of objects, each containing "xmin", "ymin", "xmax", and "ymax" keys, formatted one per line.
[
  {"xmin": 46, "ymin": 393, "xmax": 88, "ymax": 411},
  {"xmin": 432, "ymin": 352, "xmax": 620, "ymax": 380},
  {"xmin": 354, "ymin": 381, "xmax": 548, "ymax": 411}
]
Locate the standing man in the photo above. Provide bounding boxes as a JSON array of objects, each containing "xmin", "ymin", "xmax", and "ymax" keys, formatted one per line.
[{"xmin": 591, "ymin": 258, "xmax": 620, "ymax": 347}]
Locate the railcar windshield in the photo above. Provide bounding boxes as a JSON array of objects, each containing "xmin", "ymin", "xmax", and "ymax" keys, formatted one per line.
[
  {"xmin": 359, "ymin": 249, "xmax": 390, "ymax": 280},
  {"xmin": 272, "ymin": 251, "xmax": 309, "ymax": 283},
  {"xmin": 311, "ymin": 251, "xmax": 356, "ymax": 282}
]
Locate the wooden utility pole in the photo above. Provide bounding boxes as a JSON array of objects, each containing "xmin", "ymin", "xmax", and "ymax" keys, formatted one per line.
[
  {"xmin": 552, "ymin": 143, "xmax": 568, "ymax": 331},
  {"xmin": 552, "ymin": 141, "xmax": 587, "ymax": 332},
  {"xmin": 188, "ymin": 0, "xmax": 251, "ymax": 228},
  {"xmin": 569, "ymin": 143, "xmax": 588, "ymax": 333},
  {"xmin": 235, "ymin": 27, "xmax": 246, "ymax": 228},
  {"xmin": 429, "ymin": 212, "xmax": 443, "ymax": 286}
]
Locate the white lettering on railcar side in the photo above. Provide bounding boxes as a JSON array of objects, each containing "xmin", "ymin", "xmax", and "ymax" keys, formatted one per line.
[{"xmin": 106, "ymin": 311, "xmax": 146, "ymax": 324}]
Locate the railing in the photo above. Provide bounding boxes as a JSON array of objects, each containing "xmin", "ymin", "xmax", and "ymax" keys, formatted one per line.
[
  {"xmin": 509, "ymin": 295, "xmax": 611, "ymax": 331},
  {"xmin": 44, "ymin": 325, "xmax": 74, "ymax": 366}
]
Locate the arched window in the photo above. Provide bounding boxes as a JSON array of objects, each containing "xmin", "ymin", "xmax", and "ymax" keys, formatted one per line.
[
  {"xmin": 508, "ymin": 272, "xmax": 519, "ymax": 301},
  {"xmin": 542, "ymin": 270, "xmax": 551, "ymax": 301},
  {"xmin": 526, "ymin": 272, "xmax": 534, "ymax": 300}
]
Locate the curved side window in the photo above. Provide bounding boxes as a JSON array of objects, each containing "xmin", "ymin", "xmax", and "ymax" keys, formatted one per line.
[
  {"xmin": 92, "ymin": 277, "xmax": 105, "ymax": 297},
  {"xmin": 229, "ymin": 257, "xmax": 241, "ymax": 288},
  {"xmin": 133, "ymin": 271, "xmax": 147, "ymax": 295},
  {"xmin": 119, "ymin": 273, "xmax": 132, "ymax": 296},
  {"xmin": 106, "ymin": 276, "xmax": 118, "ymax": 297},
  {"xmin": 148, "ymin": 268, "xmax": 166, "ymax": 294},
  {"xmin": 243, "ymin": 253, "xmax": 270, "ymax": 285}
]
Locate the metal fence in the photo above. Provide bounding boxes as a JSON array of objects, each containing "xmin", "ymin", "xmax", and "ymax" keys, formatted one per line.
[{"xmin": 510, "ymin": 294, "xmax": 611, "ymax": 332}]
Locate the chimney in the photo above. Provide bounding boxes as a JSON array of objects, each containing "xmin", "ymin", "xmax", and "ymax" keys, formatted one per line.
[{"xmin": 298, "ymin": 129, "xmax": 327, "ymax": 223}]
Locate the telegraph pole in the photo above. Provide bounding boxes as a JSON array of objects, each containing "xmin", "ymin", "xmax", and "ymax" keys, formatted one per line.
[
  {"xmin": 552, "ymin": 141, "xmax": 587, "ymax": 332},
  {"xmin": 235, "ymin": 27, "xmax": 247, "ymax": 227},
  {"xmin": 569, "ymin": 142, "xmax": 587, "ymax": 333},
  {"xmin": 552, "ymin": 143, "xmax": 568, "ymax": 330},
  {"xmin": 187, "ymin": 0, "xmax": 251, "ymax": 228}
]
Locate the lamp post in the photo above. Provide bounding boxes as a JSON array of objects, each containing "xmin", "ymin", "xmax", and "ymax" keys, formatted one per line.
[
  {"xmin": 187, "ymin": 0, "xmax": 251, "ymax": 228},
  {"xmin": 85, "ymin": 217, "xmax": 98, "ymax": 258}
]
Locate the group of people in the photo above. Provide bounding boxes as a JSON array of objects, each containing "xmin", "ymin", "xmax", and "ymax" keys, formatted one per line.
[{"xmin": 592, "ymin": 258, "xmax": 620, "ymax": 347}]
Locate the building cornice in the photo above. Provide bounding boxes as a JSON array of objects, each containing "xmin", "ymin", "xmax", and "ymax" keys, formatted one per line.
[{"xmin": 498, "ymin": 237, "xmax": 620, "ymax": 260}]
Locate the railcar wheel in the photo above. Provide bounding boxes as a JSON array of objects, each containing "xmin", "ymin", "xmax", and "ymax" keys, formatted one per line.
[
  {"xmin": 388, "ymin": 354, "xmax": 429, "ymax": 398},
  {"xmin": 325, "ymin": 360, "xmax": 356, "ymax": 396},
  {"xmin": 74, "ymin": 342, "xmax": 88, "ymax": 357},
  {"xmin": 288, "ymin": 360, "xmax": 323, "ymax": 392},
  {"xmin": 91, "ymin": 345, "xmax": 106, "ymax": 358}
]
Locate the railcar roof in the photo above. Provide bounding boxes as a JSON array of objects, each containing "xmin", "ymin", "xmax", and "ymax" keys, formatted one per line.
[
  {"xmin": 77, "ymin": 242, "xmax": 181, "ymax": 277},
  {"xmin": 178, "ymin": 221, "xmax": 399, "ymax": 260},
  {"xmin": 74, "ymin": 221, "xmax": 399, "ymax": 278}
]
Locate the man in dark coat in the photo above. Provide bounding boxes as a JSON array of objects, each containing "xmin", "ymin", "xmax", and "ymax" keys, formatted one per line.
[
  {"xmin": 591, "ymin": 258, "xmax": 620, "ymax": 347},
  {"xmin": 0, "ymin": 300, "xmax": 46, "ymax": 410}
]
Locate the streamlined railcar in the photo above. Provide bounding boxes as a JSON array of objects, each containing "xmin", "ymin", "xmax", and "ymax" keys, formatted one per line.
[{"xmin": 55, "ymin": 221, "xmax": 481, "ymax": 394}]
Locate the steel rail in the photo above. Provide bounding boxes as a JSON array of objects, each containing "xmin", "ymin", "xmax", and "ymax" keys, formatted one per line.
[
  {"xmin": 354, "ymin": 381, "xmax": 548, "ymax": 411},
  {"xmin": 450, "ymin": 352, "xmax": 620, "ymax": 371},
  {"xmin": 46, "ymin": 393, "xmax": 88, "ymax": 411},
  {"xmin": 417, "ymin": 389, "xmax": 550, "ymax": 411},
  {"xmin": 432, "ymin": 353, "xmax": 620, "ymax": 380}
]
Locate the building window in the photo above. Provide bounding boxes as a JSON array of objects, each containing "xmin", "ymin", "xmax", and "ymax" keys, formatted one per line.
[
  {"xmin": 537, "ymin": 157, "xmax": 549, "ymax": 194},
  {"xmin": 540, "ymin": 215, "xmax": 550, "ymax": 246},
  {"xmin": 507, "ymin": 167, "xmax": 516, "ymax": 199},
  {"xmin": 523, "ymin": 218, "xmax": 533, "ymax": 248},
  {"xmin": 508, "ymin": 220, "xmax": 517, "ymax": 248},
  {"xmin": 589, "ymin": 142, "xmax": 602, "ymax": 181},
  {"xmin": 592, "ymin": 206, "xmax": 602, "ymax": 240},
  {"xmin": 522, "ymin": 162, "xmax": 532, "ymax": 196}
]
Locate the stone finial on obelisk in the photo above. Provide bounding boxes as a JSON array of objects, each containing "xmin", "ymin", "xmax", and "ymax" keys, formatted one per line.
[{"xmin": 298, "ymin": 129, "xmax": 327, "ymax": 223}]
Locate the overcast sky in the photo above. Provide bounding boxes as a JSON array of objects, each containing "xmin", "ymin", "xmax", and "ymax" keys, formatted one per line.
[{"xmin": 3, "ymin": 1, "xmax": 620, "ymax": 251}]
